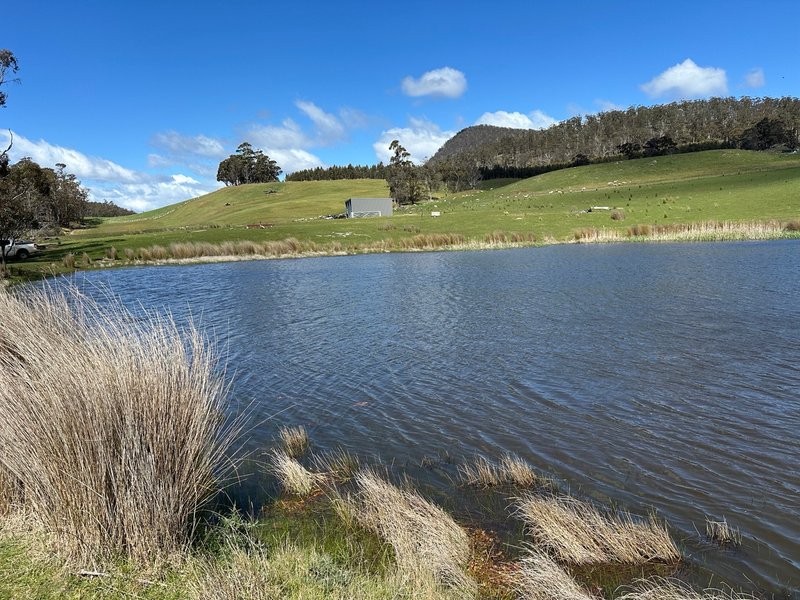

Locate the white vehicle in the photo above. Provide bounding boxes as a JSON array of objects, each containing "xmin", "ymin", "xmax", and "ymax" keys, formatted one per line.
[{"xmin": 1, "ymin": 239, "xmax": 40, "ymax": 260}]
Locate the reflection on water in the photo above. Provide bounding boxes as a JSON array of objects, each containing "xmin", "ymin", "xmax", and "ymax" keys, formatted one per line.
[{"xmin": 57, "ymin": 240, "xmax": 800, "ymax": 595}]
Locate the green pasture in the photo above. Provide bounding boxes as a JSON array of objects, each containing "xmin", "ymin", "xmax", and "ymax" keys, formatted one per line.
[{"xmin": 7, "ymin": 150, "xmax": 800, "ymax": 282}]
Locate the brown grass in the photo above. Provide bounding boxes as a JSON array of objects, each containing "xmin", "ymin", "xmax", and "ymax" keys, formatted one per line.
[
  {"xmin": 459, "ymin": 454, "xmax": 546, "ymax": 488},
  {"xmin": 515, "ymin": 494, "xmax": 680, "ymax": 566},
  {"xmin": 515, "ymin": 550, "xmax": 593, "ymax": 600},
  {"xmin": 311, "ymin": 448, "xmax": 360, "ymax": 483},
  {"xmin": 347, "ymin": 468, "xmax": 476, "ymax": 597},
  {"xmin": 278, "ymin": 425, "xmax": 309, "ymax": 458},
  {"xmin": 705, "ymin": 517, "xmax": 741, "ymax": 547},
  {"xmin": 0, "ymin": 286, "xmax": 236, "ymax": 566},
  {"xmin": 617, "ymin": 577, "xmax": 758, "ymax": 599},
  {"xmin": 268, "ymin": 450, "xmax": 325, "ymax": 497}
]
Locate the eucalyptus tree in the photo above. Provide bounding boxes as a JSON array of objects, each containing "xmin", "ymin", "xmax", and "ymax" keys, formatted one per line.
[{"xmin": 216, "ymin": 142, "xmax": 282, "ymax": 186}]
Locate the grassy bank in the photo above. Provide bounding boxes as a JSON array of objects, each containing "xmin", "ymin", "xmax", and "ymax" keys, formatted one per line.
[
  {"xmin": 0, "ymin": 287, "xmax": 775, "ymax": 599},
  {"xmin": 4, "ymin": 150, "xmax": 800, "ymax": 284}
]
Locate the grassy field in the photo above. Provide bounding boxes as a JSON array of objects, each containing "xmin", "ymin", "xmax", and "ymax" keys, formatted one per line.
[{"xmin": 5, "ymin": 149, "xmax": 800, "ymax": 282}]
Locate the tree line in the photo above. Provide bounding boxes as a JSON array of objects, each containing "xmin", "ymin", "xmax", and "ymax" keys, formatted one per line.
[{"xmin": 430, "ymin": 96, "xmax": 800, "ymax": 172}]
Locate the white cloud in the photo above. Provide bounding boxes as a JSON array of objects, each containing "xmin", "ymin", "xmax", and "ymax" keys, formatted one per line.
[
  {"xmin": 266, "ymin": 149, "xmax": 325, "ymax": 173},
  {"xmin": 373, "ymin": 118, "xmax": 456, "ymax": 164},
  {"xmin": 641, "ymin": 59, "xmax": 728, "ymax": 99},
  {"xmin": 150, "ymin": 131, "xmax": 226, "ymax": 158},
  {"xmin": 246, "ymin": 118, "xmax": 311, "ymax": 149},
  {"xmin": 4, "ymin": 131, "xmax": 141, "ymax": 183},
  {"xmin": 244, "ymin": 117, "xmax": 324, "ymax": 174},
  {"xmin": 94, "ymin": 177, "xmax": 221, "ymax": 212},
  {"xmin": 1, "ymin": 131, "xmax": 218, "ymax": 212},
  {"xmin": 744, "ymin": 67, "xmax": 765, "ymax": 89},
  {"xmin": 475, "ymin": 109, "xmax": 557, "ymax": 130},
  {"xmin": 401, "ymin": 67, "xmax": 467, "ymax": 99},
  {"xmin": 595, "ymin": 99, "xmax": 623, "ymax": 112},
  {"xmin": 295, "ymin": 100, "xmax": 345, "ymax": 143}
]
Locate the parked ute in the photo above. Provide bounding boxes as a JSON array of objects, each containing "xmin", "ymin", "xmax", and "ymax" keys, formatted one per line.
[{"xmin": 1, "ymin": 239, "xmax": 40, "ymax": 260}]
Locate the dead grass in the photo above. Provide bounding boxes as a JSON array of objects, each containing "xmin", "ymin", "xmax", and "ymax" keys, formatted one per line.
[
  {"xmin": 515, "ymin": 494, "xmax": 680, "ymax": 566},
  {"xmin": 515, "ymin": 550, "xmax": 594, "ymax": 600},
  {"xmin": 0, "ymin": 286, "xmax": 236, "ymax": 566},
  {"xmin": 311, "ymin": 448, "xmax": 360, "ymax": 483},
  {"xmin": 705, "ymin": 517, "xmax": 741, "ymax": 547},
  {"xmin": 278, "ymin": 425, "xmax": 309, "ymax": 458},
  {"xmin": 617, "ymin": 577, "xmax": 758, "ymax": 599},
  {"xmin": 458, "ymin": 456, "xmax": 501, "ymax": 488},
  {"xmin": 459, "ymin": 454, "xmax": 546, "ymax": 488},
  {"xmin": 347, "ymin": 468, "xmax": 476, "ymax": 597},
  {"xmin": 268, "ymin": 450, "xmax": 325, "ymax": 497}
]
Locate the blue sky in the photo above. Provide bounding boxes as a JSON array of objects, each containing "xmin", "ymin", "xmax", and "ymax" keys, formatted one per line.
[{"xmin": 3, "ymin": 0, "xmax": 799, "ymax": 211}]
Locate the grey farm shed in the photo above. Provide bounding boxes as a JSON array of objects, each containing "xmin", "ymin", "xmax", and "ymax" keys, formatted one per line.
[{"xmin": 345, "ymin": 197, "xmax": 393, "ymax": 218}]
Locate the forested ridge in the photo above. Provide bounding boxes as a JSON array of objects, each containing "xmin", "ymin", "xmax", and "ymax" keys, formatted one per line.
[{"xmin": 430, "ymin": 97, "xmax": 800, "ymax": 176}]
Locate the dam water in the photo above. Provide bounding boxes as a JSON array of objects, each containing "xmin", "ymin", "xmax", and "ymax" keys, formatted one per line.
[{"xmin": 57, "ymin": 240, "xmax": 800, "ymax": 595}]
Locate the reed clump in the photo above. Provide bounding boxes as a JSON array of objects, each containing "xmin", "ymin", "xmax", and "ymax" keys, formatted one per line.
[
  {"xmin": 459, "ymin": 453, "xmax": 545, "ymax": 488},
  {"xmin": 346, "ymin": 468, "xmax": 476, "ymax": 597},
  {"xmin": 278, "ymin": 425, "xmax": 310, "ymax": 458},
  {"xmin": 705, "ymin": 517, "xmax": 741, "ymax": 547},
  {"xmin": 311, "ymin": 448, "xmax": 360, "ymax": 483},
  {"xmin": 0, "ymin": 287, "xmax": 235, "ymax": 566},
  {"xmin": 617, "ymin": 577, "xmax": 758, "ymax": 599},
  {"xmin": 515, "ymin": 494, "xmax": 680, "ymax": 566},
  {"xmin": 515, "ymin": 550, "xmax": 593, "ymax": 600},
  {"xmin": 269, "ymin": 450, "xmax": 325, "ymax": 497}
]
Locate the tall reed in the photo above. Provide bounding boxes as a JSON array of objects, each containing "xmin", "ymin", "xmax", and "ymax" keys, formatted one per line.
[{"xmin": 0, "ymin": 287, "xmax": 236, "ymax": 565}]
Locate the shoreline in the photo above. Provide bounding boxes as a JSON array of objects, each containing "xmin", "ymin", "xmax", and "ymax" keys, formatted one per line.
[{"xmin": 4, "ymin": 219, "xmax": 799, "ymax": 286}]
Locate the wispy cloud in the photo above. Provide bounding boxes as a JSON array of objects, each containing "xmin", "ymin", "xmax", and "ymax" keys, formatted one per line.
[
  {"xmin": 2, "ymin": 131, "xmax": 218, "ymax": 212},
  {"xmin": 594, "ymin": 99, "xmax": 623, "ymax": 112},
  {"xmin": 295, "ymin": 100, "xmax": 345, "ymax": 144},
  {"xmin": 373, "ymin": 117, "xmax": 456, "ymax": 164},
  {"xmin": 401, "ymin": 67, "xmax": 467, "ymax": 99},
  {"xmin": 243, "ymin": 100, "xmax": 369, "ymax": 173},
  {"xmin": 743, "ymin": 67, "xmax": 765, "ymax": 89},
  {"xmin": 475, "ymin": 109, "xmax": 557, "ymax": 130},
  {"xmin": 641, "ymin": 59, "xmax": 728, "ymax": 99},
  {"xmin": 150, "ymin": 131, "xmax": 226, "ymax": 159}
]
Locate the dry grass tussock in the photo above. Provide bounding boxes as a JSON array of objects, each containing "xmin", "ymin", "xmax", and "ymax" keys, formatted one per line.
[
  {"xmin": 459, "ymin": 453, "xmax": 545, "ymax": 488},
  {"xmin": 617, "ymin": 577, "xmax": 758, "ymax": 600},
  {"xmin": 515, "ymin": 494, "xmax": 680, "ymax": 566},
  {"xmin": 311, "ymin": 447, "xmax": 360, "ymax": 483},
  {"xmin": 0, "ymin": 286, "xmax": 236, "ymax": 566},
  {"xmin": 346, "ymin": 468, "xmax": 477, "ymax": 597},
  {"xmin": 705, "ymin": 517, "xmax": 741, "ymax": 547},
  {"xmin": 278, "ymin": 425, "xmax": 309, "ymax": 458},
  {"xmin": 268, "ymin": 450, "xmax": 325, "ymax": 497},
  {"xmin": 515, "ymin": 550, "xmax": 593, "ymax": 600}
]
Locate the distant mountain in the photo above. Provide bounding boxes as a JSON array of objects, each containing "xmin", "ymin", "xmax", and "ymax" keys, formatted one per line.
[{"xmin": 430, "ymin": 97, "xmax": 800, "ymax": 176}]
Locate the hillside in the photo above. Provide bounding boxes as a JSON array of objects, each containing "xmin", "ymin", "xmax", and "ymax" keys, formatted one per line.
[
  {"xmin": 3, "ymin": 149, "xmax": 789, "ymax": 284},
  {"xmin": 95, "ymin": 179, "xmax": 391, "ymax": 235},
  {"xmin": 430, "ymin": 97, "xmax": 800, "ymax": 173}
]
